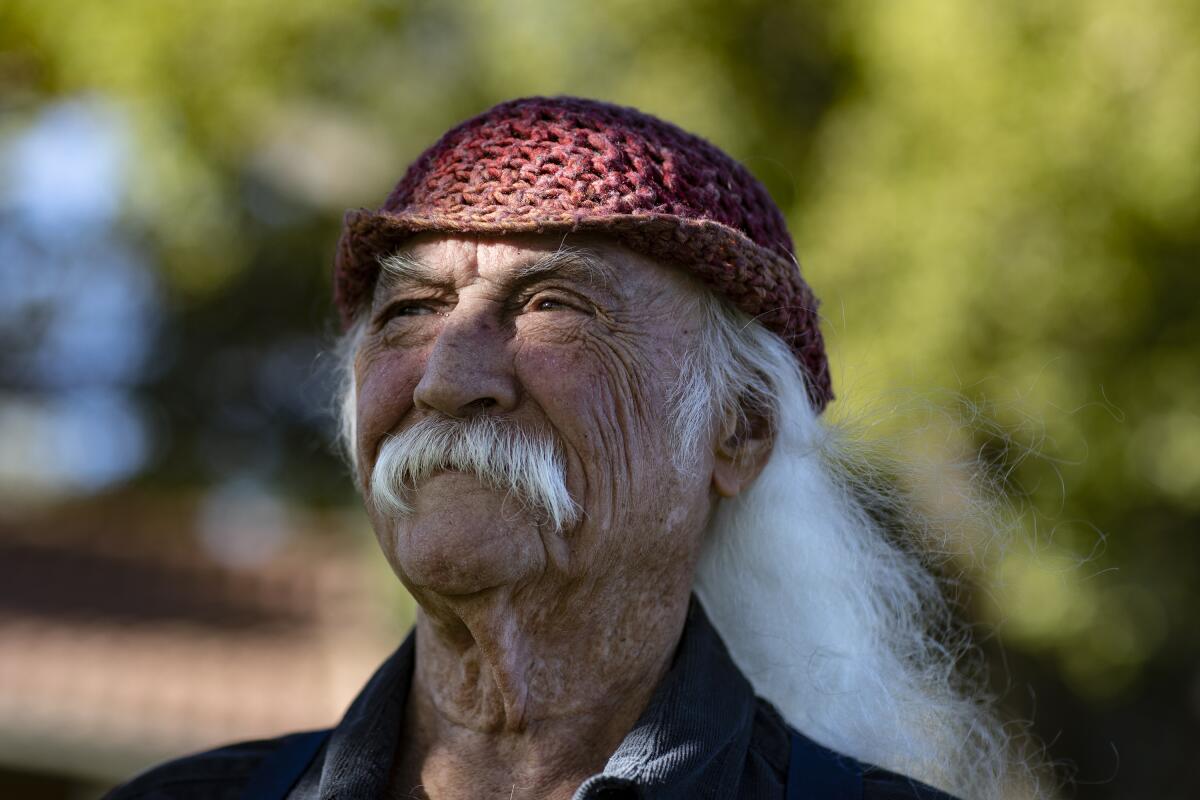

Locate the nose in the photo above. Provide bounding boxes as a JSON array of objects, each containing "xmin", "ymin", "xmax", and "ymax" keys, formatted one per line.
[{"xmin": 412, "ymin": 306, "xmax": 519, "ymax": 416}]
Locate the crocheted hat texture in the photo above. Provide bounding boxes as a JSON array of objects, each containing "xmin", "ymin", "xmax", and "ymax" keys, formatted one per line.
[{"xmin": 334, "ymin": 96, "xmax": 833, "ymax": 411}]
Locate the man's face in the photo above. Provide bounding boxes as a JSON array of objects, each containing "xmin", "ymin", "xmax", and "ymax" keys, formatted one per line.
[{"xmin": 353, "ymin": 234, "xmax": 717, "ymax": 604}]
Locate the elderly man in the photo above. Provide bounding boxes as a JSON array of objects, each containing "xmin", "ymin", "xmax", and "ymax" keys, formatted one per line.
[{"xmin": 108, "ymin": 98, "xmax": 1029, "ymax": 800}]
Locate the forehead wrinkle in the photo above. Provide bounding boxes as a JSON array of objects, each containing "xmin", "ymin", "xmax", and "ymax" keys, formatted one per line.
[{"xmin": 373, "ymin": 241, "xmax": 626, "ymax": 311}]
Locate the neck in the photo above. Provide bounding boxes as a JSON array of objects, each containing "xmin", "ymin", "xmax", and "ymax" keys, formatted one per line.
[{"xmin": 389, "ymin": 582, "xmax": 692, "ymax": 800}]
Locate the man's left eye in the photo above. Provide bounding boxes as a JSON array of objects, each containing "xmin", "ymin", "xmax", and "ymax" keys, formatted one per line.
[{"xmin": 530, "ymin": 297, "xmax": 570, "ymax": 312}]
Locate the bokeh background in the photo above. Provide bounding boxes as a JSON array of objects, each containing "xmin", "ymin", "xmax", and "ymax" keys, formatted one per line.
[{"xmin": 1, "ymin": 1, "xmax": 1197, "ymax": 798}]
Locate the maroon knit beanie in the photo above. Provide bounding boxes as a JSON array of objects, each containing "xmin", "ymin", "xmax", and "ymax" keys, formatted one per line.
[{"xmin": 334, "ymin": 96, "xmax": 833, "ymax": 412}]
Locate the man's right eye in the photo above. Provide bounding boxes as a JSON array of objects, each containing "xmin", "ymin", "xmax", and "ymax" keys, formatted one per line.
[
  {"xmin": 396, "ymin": 304, "xmax": 433, "ymax": 316},
  {"xmin": 384, "ymin": 301, "xmax": 437, "ymax": 320}
]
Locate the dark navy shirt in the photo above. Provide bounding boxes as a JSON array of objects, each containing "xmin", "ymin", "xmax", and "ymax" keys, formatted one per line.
[{"xmin": 105, "ymin": 601, "xmax": 960, "ymax": 799}]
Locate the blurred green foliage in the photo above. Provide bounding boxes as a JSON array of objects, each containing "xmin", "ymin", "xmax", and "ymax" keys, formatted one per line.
[{"xmin": 2, "ymin": 1, "xmax": 1197, "ymax": 795}]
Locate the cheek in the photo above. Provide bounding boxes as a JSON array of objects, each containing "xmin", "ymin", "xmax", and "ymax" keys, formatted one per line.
[
  {"xmin": 516, "ymin": 339, "xmax": 671, "ymax": 511},
  {"xmin": 516, "ymin": 344, "xmax": 593, "ymax": 408},
  {"xmin": 355, "ymin": 350, "xmax": 423, "ymax": 473}
]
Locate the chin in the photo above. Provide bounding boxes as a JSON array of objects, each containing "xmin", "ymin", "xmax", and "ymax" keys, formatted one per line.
[{"xmin": 383, "ymin": 475, "xmax": 546, "ymax": 596}]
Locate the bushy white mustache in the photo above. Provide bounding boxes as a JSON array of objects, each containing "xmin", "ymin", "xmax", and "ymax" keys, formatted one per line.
[{"xmin": 369, "ymin": 415, "xmax": 580, "ymax": 532}]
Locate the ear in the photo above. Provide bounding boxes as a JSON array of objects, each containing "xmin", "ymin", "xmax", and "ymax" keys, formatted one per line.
[{"xmin": 711, "ymin": 411, "xmax": 774, "ymax": 499}]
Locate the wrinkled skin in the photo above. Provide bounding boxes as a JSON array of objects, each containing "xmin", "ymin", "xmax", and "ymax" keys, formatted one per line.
[{"xmin": 353, "ymin": 234, "xmax": 770, "ymax": 799}]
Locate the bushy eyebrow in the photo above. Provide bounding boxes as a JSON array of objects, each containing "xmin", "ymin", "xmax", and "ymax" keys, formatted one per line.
[
  {"xmin": 375, "ymin": 245, "xmax": 616, "ymax": 296},
  {"xmin": 377, "ymin": 250, "xmax": 455, "ymax": 291},
  {"xmin": 507, "ymin": 247, "xmax": 614, "ymax": 292}
]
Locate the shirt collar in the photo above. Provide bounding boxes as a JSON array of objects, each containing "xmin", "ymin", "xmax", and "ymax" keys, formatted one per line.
[
  {"xmin": 315, "ymin": 632, "xmax": 414, "ymax": 798},
  {"xmin": 575, "ymin": 599, "xmax": 758, "ymax": 799},
  {"xmin": 315, "ymin": 598, "xmax": 757, "ymax": 800}
]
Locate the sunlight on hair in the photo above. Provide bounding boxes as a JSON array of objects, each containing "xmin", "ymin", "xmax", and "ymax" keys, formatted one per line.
[{"xmin": 674, "ymin": 294, "xmax": 1051, "ymax": 800}]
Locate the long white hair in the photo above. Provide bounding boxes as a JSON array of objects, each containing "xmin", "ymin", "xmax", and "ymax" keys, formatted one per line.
[
  {"xmin": 335, "ymin": 284, "xmax": 1046, "ymax": 800},
  {"xmin": 671, "ymin": 292, "xmax": 1045, "ymax": 800}
]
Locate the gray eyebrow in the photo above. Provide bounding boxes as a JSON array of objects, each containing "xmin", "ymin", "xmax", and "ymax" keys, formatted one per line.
[
  {"xmin": 508, "ymin": 246, "xmax": 614, "ymax": 290},
  {"xmin": 376, "ymin": 245, "xmax": 615, "ymax": 292},
  {"xmin": 377, "ymin": 250, "xmax": 447, "ymax": 288}
]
